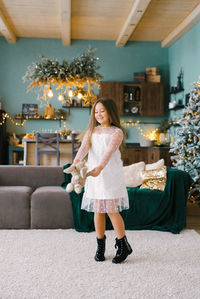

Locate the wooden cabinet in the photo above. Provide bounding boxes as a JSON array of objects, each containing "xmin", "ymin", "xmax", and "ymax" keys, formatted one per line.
[
  {"xmin": 147, "ymin": 148, "xmax": 161, "ymax": 164},
  {"xmin": 156, "ymin": 148, "xmax": 172, "ymax": 166},
  {"xmin": 147, "ymin": 148, "xmax": 172, "ymax": 165},
  {"xmin": 99, "ymin": 81, "xmax": 164, "ymax": 116},
  {"xmin": 122, "ymin": 147, "xmax": 148, "ymax": 165},
  {"xmin": 119, "ymin": 83, "xmax": 140, "ymax": 116},
  {"xmin": 140, "ymin": 82, "xmax": 164, "ymax": 116},
  {"xmin": 121, "ymin": 147, "xmax": 171, "ymax": 166},
  {"xmin": 99, "ymin": 81, "xmax": 122, "ymax": 113}
]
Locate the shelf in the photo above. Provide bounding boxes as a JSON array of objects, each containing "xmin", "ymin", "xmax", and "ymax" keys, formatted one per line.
[
  {"xmin": 169, "ymin": 105, "xmax": 184, "ymax": 110},
  {"xmin": 123, "ymin": 112, "xmax": 140, "ymax": 116},
  {"xmin": 9, "ymin": 145, "xmax": 24, "ymax": 165},
  {"xmin": 62, "ymin": 105, "xmax": 91, "ymax": 109},
  {"xmin": 15, "ymin": 117, "xmax": 66, "ymax": 121},
  {"xmin": 123, "ymin": 82, "xmax": 142, "ymax": 86},
  {"xmin": 169, "ymin": 122, "xmax": 181, "ymax": 126},
  {"xmin": 125, "ymin": 143, "xmax": 170, "ymax": 149},
  {"xmin": 15, "ymin": 116, "xmax": 66, "ymax": 128},
  {"xmin": 169, "ymin": 89, "xmax": 184, "ymax": 94}
]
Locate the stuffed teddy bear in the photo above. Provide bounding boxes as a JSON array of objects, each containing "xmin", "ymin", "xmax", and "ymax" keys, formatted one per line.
[{"xmin": 63, "ymin": 161, "xmax": 88, "ymax": 194}]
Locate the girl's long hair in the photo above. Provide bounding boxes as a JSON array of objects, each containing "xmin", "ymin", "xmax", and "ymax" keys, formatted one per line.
[{"xmin": 79, "ymin": 98, "xmax": 125, "ymax": 152}]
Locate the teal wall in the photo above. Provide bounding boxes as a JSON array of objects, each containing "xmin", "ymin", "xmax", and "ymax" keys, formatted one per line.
[
  {"xmin": 0, "ymin": 37, "xmax": 169, "ymax": 142},
  {"xmin": 168, "ymin": 21, "xmax": 200, "ymax": 139},
  {"xmin": 169, "ymin": 21, "xmax": 200, "ymax": 94}
]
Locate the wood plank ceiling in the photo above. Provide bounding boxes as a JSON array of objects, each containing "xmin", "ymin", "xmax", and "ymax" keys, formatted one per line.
[{"xmin": 0, "ymin": 0, "xmax": 199, "ymax": 47}]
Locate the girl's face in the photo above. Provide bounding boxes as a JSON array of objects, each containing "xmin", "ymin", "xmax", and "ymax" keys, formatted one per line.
[{"xmin": 94, "ymin": 102, "xmax": 110, "ymax": 127}]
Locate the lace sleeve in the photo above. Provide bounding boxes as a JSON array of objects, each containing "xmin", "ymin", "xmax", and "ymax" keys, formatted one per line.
[
  {"xmin": 73, "ymin": 130, "xmax": 90, "ymax": 163},
  {"xmin": 99, "ymin": 129, "xmax": 123, "ymax": 168}
]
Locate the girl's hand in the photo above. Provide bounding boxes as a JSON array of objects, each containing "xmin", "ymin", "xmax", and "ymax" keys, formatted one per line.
[{"xmin": 89, "ymin": 165, "xmax": 103, "ymax": 177}]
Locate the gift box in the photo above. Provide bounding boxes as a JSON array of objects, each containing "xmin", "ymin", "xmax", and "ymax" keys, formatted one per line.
[
  {"xmin": 146, "ymin": 67, "xmax": 160, "ymax": 75},
  {"xmin": 146, "ymin": 74, "xmax": 161, "ymax": 83}
]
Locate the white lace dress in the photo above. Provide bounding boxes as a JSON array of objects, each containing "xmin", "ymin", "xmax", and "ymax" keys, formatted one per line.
[{"xmin": 74, "ymin": 126, "xmax": 129, "ymax": 213}]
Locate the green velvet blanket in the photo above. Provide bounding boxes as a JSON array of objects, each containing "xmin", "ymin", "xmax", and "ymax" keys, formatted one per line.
[{"xmin": 62, "ymin": 165, "xmax": 192, "ymax": 234}]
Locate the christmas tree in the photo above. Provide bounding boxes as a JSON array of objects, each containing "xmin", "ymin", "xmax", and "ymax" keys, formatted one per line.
[{"xmin": 169, "ymin": 79, "xmax": 200, "ymax": 204}]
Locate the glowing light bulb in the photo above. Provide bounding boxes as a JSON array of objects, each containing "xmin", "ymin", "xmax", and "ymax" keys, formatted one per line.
[
  {"xmin": 68, "ymin": 89, "xmax": 73, "ymax": 98},
  {"xmin": 77, "ymin": 93, "xmax": 82, "ymax": 100},
  {"xmin": 48, "ymin": 87, "xmax": 53, "ymax": 98},
  {"xmin": 58, "ymin": 93, "xmax": 64, "ymax": 101}
]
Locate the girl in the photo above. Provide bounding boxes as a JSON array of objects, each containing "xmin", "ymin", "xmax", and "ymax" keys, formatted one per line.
[{"xmin": 72, "ymin": 98, "xmax": 132, "ymax": 263}]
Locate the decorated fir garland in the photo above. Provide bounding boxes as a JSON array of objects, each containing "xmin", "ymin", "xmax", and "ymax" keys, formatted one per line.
[{"xmin": 23, "ymin": 48, "xmax": 103, "ymax": 105}]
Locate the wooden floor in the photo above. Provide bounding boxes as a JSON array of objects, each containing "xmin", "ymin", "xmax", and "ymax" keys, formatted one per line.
[
  {"xmin": 186, "ymin": 202, "xmax": 200, "ymax": 234},
  {"xmin": 186, "ymin": 217, "xmax": 200, "ymax": 234}
]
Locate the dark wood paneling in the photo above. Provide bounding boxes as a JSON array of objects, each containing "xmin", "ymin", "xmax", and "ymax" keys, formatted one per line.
[
  {"xmin": 122, "ymin": 147, "xmax": 171, "ymax": 166},
  {"xmin": 140, "ymin": 82, "xmax": 164, "ymax": 116}
]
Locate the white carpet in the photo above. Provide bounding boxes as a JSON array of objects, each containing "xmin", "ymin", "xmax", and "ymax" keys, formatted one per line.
[{"xmin": 0, "ymin": 229, "xmax": 200, "ymax": 299}]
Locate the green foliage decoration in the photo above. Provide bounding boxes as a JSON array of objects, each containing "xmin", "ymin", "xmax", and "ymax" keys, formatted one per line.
[{"xmin": 22, "ymin": 48, "xmax": 103, "ymax": 105}]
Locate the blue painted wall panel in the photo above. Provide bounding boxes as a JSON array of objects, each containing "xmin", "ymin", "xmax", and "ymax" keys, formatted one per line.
[{"xmin": 0, "ymin": 38, "xmax": 169, "ymax": 142}]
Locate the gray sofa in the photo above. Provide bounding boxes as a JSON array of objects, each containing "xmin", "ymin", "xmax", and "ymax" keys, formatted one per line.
[{"xmin": 0, "ymin": 166, "xmax": 73, "ymax": 229}]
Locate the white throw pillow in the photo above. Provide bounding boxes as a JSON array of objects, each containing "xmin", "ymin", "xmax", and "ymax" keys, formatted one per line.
[
  {"xmin": 123, "ymin": 161, "xmax": 145, "ymax": 187},
  {"xmin": 145, "ymin": 159, "xmax": 165, "ymax": 170}
]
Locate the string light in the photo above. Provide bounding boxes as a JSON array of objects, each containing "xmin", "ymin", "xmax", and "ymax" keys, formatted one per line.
[
  {"xmin": 68, "ymin": 90, "xmax": 73, "ymax": 98},
  {"xmin": 120, "ymin": 120, "xmax": 158, "ymax": 140},
  {"xmin": 0, "ymin": 113, "xmax": 26, "ymax": 127},
  {"xmin": 77, "ymin": 93, "xmax": 83, "ymax": 100},
  {"xmin": 47, "ymin": 86, "xmax": 53, "ymax": 98},
  {"xmin": 0, "ymin": 112, "xmax": 6, "ymax": 126},
  {"xmin": 58, "ymin": 93, "xmax": 64, "ymax": 102}
]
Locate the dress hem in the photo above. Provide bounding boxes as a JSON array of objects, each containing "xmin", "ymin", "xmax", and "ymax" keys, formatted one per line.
[{"xmin": 81, "ymin": 196, "xmax": 129, "ymax": 213}]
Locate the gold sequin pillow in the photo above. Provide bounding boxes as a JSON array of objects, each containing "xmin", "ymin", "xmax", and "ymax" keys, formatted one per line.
[{"xmin": 140, "ymin": 166, "xmax": 167, "ymax": 191}]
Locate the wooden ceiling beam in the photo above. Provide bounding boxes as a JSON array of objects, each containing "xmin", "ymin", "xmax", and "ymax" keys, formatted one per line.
[
  {"xmin": 60, "ymin": 0, "xmax": 71, "ymax": 46},
  {"xmin": 116, "ymin": 0, "xmax": 151, "ymax": 48},
  {"xmin": 162, "ymin": 3, "xmax": 200, "ymax": 48},
  {"xmin": 0, "ymin": 9, "xmax": 16, "ymax": 43}
]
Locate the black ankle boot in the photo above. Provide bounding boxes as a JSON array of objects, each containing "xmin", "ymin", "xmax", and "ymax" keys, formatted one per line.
[
  {"xmin": 112, "ymin": 235, "xmax": 132, "ymax": 264},
  {"xmin": 94, "ymin": 235, "xmax": 106, "ymax": 262}
]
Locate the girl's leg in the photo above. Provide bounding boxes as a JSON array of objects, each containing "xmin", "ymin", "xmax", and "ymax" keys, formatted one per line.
[
  {"xmin": 107, "ymin": 212, "xmax": 125, "ymax": 239},
  {"xmin": 94, "ymin": 212, "xmax": 106, "ymax": 262},
  {"xmin": 108, "ymin": 212, "xmax": 132, "ymax": 263},
  {"xmin": 94, "ymin": 212, "xmax": 106, "ymax": 238}
]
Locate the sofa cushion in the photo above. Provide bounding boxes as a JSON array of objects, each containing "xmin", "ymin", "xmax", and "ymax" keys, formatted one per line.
[
  {"xmin": 123, "ymin": 162, "xmax": 145, "ymax": 187},
  {"xmin": 31, "ymin": 186, "xmax": 74, "ymax": 229},
  {"xmin": 0, "ymin": 166, "xmax": 65, "ymax": 189},
  {"xmin": 145, "ymin": 159, "xmax": 164, "ymax": 170},
  {"xmin": 0, "ymin": 186, "xmax": 32, "ymax": 228},
  {"xmin": 140, "ymin": 166, "xmax": 167, "ymax": 191}
]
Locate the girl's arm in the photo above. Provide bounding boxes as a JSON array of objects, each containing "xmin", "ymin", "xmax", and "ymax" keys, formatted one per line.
[
  {"xmin": 73, "ymin": 130, "xmax": 90, "ymax": 164},
  {"xmin": 90, "ymin": 129, "xmax": 123, "ymax": 177}
]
